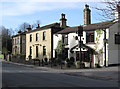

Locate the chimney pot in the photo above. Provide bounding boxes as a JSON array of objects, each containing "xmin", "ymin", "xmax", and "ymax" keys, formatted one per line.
[
  {"xmin": 60, "ymin": 13, "xmax": 67, "ymax": 28},
  {"xmin": 26, "ymin": 25, "xmax": 31, "ymax": 31}
]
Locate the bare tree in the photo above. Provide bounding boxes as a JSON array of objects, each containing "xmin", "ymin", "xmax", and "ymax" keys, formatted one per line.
[
  {"xmin": 32, "ymin": 20, "xmax": 41, "ymax": 29},
  {"xmin": 93, "ymin": 0, "xmax": 120, "ymax": 21},
  {"xmin": 19, "ymin": 22, "xmax": 30, "ymax": 32}
]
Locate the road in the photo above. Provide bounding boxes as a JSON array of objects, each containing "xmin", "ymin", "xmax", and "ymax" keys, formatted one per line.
[{"xmin": 2, "ymin": 61, "xmax": 119, "ymax": 88}]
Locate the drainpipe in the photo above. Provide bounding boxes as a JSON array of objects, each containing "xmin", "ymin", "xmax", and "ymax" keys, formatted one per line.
[{"xmin": 103, "ymin": 29, "xmax": 107, "ymax": 67}]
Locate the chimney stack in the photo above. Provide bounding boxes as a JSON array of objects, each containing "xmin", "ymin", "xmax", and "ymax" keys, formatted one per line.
[
  {"xmin": 84, "ymin": 4, "xmax": 91, "ymax": 25},
  {"xmin": 60, "ymin": 13, "xmax": 67, "ymax": 28},
  {"xmin": 26, "ymin": 25, "xmax": 31, "ymax": 32},
  {"xmin": 35, "ymin": 24, "xmax": 40, "ymax": 29},
  {"xmin": 114, "ymin": 4, "xmax": 120, "ymax": 22},
  {"xmin": 18, "ymin": 30, "xmax": 22, "ymax": 34}
]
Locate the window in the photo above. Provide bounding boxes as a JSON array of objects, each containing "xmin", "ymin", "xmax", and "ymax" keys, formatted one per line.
[
  {"xmin": 86, "ymin": 31, "xmax": 94, "ymax": 43},
  {"xmin": 36, "ymin": 33, "xmax": 39, "ymax": 41},
  {"xmin": 15, "ymin": 39, "xmax": 16, "ymax": 44},
  {"xmin": 115, "ymin": 33, "xmax": 120, "ymax": 44},
  {"xmin": 18, "ymin": 48, "xmax": 19, "ymax": 54},
  {"xmin": 36, "ymin": 46, "xmax": 38, "ymax": 57},
  {"xmin": 30, "ymin": 34, "xmax": 32, "ymax": 42},
  {"xmin": 22, "ymin": 39, "xmax": 25, "ymax": 44},
  {"xmin": 18, "ymin": 38, "xmax": 19, "ymax": 44},
  {"xmin": 30, "ymin": 46, "xmax": 32, "ymax": 56},
  {"xmin": 63, "ymin": 35, "xmax": 68, "ymax": 45},
  {"xmin": 43, "ymin": 46, "xmax": 46, "ymax": 56},
  {"xmin": 12, "ymin": 39, "xmax": 14, "ymax": 44},
  {"xmin": 43, "ymin": 32, "xmax": 46, "ymax": 40}
]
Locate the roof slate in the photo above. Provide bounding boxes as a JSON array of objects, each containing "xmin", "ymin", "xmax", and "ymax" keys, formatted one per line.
[
  {"xmin": 12, "ymin": 31, "xmax": 27, "ymax": 37},
  {"xmin": 26, "ymin": 22, "xmax": 60, "ymax": 34},
  {"xmin": 57, "ymin": 20, "xmax": 115, "ymax": 34}
]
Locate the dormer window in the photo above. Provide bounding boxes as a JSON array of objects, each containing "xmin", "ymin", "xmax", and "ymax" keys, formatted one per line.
[{"xmin": 86, "ymin": 31, "xmax": 94, "ymax": 43}]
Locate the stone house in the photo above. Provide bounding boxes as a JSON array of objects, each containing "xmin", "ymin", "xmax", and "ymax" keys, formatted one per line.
[
  {"xmin": 25, "ymin": 13, "xmax": 67, "ymax": 61},
  {"xmin": 12, "ymin": 31, "xmax": 26, "ymax": 55}
]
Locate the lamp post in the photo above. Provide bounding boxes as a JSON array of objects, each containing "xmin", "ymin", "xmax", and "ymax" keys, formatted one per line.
[{"xmin": 78, "ymin": 26, "xmax": 83, "ymax": 63}]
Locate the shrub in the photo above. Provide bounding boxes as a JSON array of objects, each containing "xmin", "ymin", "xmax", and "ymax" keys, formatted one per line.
[
  {"xmin": 76, "ymin": 61, "xmax": 85, "ymax": 68},
  {"xmin": 65, "ymin": 58, "xmax": 69, "ymax": 63}
]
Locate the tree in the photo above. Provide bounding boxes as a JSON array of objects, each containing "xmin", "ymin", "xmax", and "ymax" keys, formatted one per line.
[
  {"xmin": 94, "ymin": 0, "xmax": 120, "ymax": 21},
  {"xmin": 0, "ymin": 26, "xmax": 12, "ymax": 54},
  {"xmin": 55, "ymin": 40, "xmax": 65, "ymax": 60},
  {"xmin": 19, "ymin": 22, "xmax": 30, "ymax": 32},
  {"xmin": 31, "ymin": 20, "xmax": 41, "ymax": 29}
]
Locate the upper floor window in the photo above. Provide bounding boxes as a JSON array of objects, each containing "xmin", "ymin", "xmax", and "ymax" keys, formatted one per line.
[
  {"xmin": 18, "ymin": 38, "xmax": 19, "ymax": 44},
  {"xmin": 63, "ymin": 35, "xmax": 68, "ymax": 45},
  {"xmin": 36, "ymin": 33, "xmax": 39, "ymax": 41},
  {"xmin": 43, "ymin": 46, "xmax": 46, "ymax": 56},
  {"xmin": 22, "ymin": 39, "xmax": 25, "ymax": 44},
  {"xmin": 86, "ymin": 31, "xmax": 94, "ymax": 43},
  {"xmin": 43, "ymin": 32, "xmax": 46, "ymax": 40},
  {"xmin": 15, "ymin": 39, "xmax": 16, "ymax": 44},
  {"xmin": 30, "ymin": 34, "xmax": 32, "ymax": 42},
  {"xmin": 12, "ymin": 39, "xmax": 14, "ymax": 44},
  {"xmin": 115, "ymin": 33, "xmax": 120, "ymax": 44}
]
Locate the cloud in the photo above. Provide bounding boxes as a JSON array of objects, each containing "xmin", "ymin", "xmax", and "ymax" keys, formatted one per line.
[
  {"xmin": 1, "ymin": 0, "xmax": 106, "ymax": 16},
  {"xmin": 1, "ymin": 0, "xmax": 103, "ymax": 2},
  {"xmin": 2, "ymin": 2, "xmax": 84, "ymax": 16}
]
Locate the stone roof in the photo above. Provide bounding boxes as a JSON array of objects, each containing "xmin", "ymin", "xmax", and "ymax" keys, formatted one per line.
[
  {"xmin": 26, "ymin": 22, "xmax": 61, "ymax": 34},
  {"xmin": 12, "ymin": 31, "xmax": 27, "ymax": 38},
  {"xmin": 57, "ymin": 20, "xmax": 115, "ymax": 34}
]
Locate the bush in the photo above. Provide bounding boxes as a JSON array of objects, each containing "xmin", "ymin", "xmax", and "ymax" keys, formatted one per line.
[
  {"xmin": 65, "ymin": 58, "xmax": 69, "ymax": 63},
  {"xmin": 44, "ymin": 58, "xmax": 48, "ymax": 65},
  {"xmin": 76, "ymin": 61, "xmax": 85, "ymax": 68},
  {"xmin": 70, "ymin": 57, "xmax": 74, "ymax": 62},
  {"xmin": 95, "ymin": 64, "xmax": 101, "ymax": 68}
]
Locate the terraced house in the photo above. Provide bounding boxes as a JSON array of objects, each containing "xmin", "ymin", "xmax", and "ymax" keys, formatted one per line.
[
  {"xmin": 26, "ymin": 13, "xmax": 67, "ymax": 61},
  {"xmin": 12, "ymin": 31, "xmax": 26, "ymax": 55}
]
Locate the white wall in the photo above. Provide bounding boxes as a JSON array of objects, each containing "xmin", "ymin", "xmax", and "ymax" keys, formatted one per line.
[
  {"xmin": 53, "ymin": 34, "xmax": 62, "ymax": 58},
  {"xmin": 108, "ymin": 22, "xmax": 120, "ymax": 65}
]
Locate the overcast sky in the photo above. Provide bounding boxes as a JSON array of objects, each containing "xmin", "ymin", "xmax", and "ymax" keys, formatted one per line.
[{"xmin": 0, "ymin": 0, "xmax": 115, "ymax": 32}]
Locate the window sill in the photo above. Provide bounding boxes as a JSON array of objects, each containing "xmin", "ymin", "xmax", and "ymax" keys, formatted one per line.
[
  {"xmin": 86, "ymin": 42, "xmax": 95, "ymax": 44},
  {"xmin": 43, "ymin": 40, "xmax": 47, "ymax": 41}
]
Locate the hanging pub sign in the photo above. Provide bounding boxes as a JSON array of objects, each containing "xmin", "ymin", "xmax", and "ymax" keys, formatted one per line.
[{"xmin": 78, "ymin": 26, "xmax": 83, "ymax": 36}]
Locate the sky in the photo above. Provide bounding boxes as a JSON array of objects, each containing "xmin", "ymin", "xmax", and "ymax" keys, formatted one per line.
[{"xmin": 0, "ymin": 0, "xmax": 114, "ymax": 33}]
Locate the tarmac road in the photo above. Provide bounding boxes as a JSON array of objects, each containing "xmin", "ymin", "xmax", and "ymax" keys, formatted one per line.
[{"xmin": 2, "ymin": 61, "xmax": 119, "ymax": 88}]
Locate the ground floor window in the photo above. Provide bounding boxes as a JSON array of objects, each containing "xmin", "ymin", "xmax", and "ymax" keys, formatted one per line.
[
  {"xmin": 76, "ymin": 51, "xmax": 90, "ymax": 62},
  {"xmin": 36, "ymin": 46, "xmax": 38, "ymax": 57},
  {"xmin": 30, "ymin": 46, "xmax": 32, "ymax": 56},
  {"xmin": 43, "ymin": 46, "xmax": 46, "ymax": 56}
]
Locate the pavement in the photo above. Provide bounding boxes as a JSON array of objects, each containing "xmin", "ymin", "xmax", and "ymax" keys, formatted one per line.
[{"xmin": 2, "ymin": 60, "xmax": 119, "ymax": 82}]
